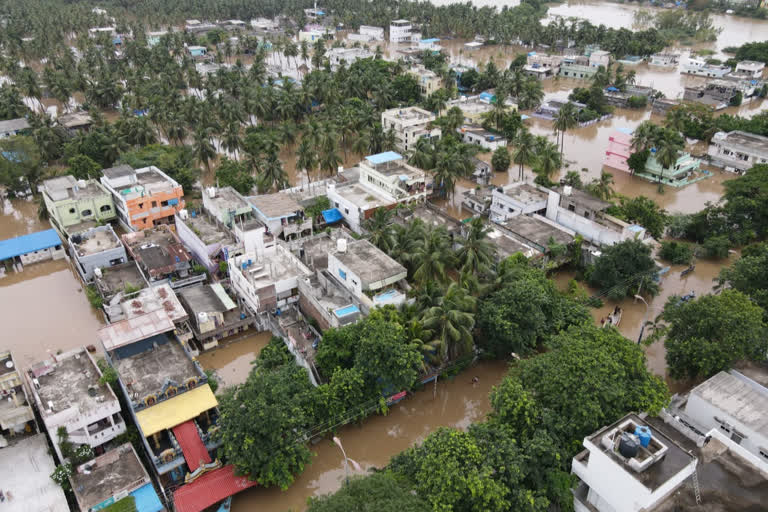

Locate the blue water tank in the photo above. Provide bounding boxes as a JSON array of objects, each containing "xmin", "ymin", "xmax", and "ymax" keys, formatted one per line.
[{"xmin": 634, "ymin": 426, "xmax": 652, "ymax": 448}]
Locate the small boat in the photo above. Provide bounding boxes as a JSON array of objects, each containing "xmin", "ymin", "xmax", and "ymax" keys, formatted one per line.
[
  {"xmin": 681, "ymin": 265, "xmax": 695, "ymax": 277},
  {"xmin": 679, "ymin": 291, "xmax": 696, "ymax": 303}
]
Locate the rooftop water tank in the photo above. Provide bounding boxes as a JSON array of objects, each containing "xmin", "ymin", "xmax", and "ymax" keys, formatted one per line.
[
  {"xmin": 634, "ymin": 426, "xmax": 652, "ymax": 448},
  {"xmin": 618, "ymin": 432, "xmax": 640, "ymax": 458},
  {"xmin": 337, "ymin": 238, "xmax": 347, "ymax": 253},
  {"xmin": 207, "ymin": 187, "xmax": 216, "ymax": 198},
  {"xmin": 563, "ymin": 185, "xmax": 573, "ymax": 196}
]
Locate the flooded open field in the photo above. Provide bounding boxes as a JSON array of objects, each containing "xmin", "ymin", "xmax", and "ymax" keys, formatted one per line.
[{"xmin": 231, "ymin": 360, "xmax": 509, "ymax": 512}]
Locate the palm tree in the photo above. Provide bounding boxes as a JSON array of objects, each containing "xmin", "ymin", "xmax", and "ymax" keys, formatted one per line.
[
  {"xmin": 408, "ymin": 137, "xmax": 435, "ymax": 170},
  {"xmin": 257, "ymin": 151, "xmax": 289, "ymax": 192},
  {"xmin": 296, "ymin": 137, "xmax": 318, "ymax": 183},
  {"xmin": 412, "ymin": 226, "xmax": 455, "ymax": 285},
  {"xmin": 513, "ymin": 129, "xmax": 535, "ymax": 181},
  {"xmin": 222, "ymin": 122, "xmax": 242, "ymax": 160},
  {"xmin": 193, "ymin": 128, "xmax": 216, "ymax": 173},
  {"xmin": 631, "ymin": 121, "xmax": 658, "ymax": 152},
  {"xmin": 589, "ymin": 171, "xmax": 616, "ymax": 200},
  {"xmin": 364, "ymin": 207, "xmax": 397, "ymax": 253},
  {"xmin": 441, "ymin": 106, "xmax": 465, "ymax": 134},
  {"xmin": 534, "ymin": 140, "xmax": 562, "ymax": 182},
  {"xmin": 456, "ymin": 217, "xmax": 496, "ymax": 276},
  {"xmin": 421, "ymin": 283, "xmax": 476, "ymax": 363},
  {"xmin": 654, "ymin": 138, "xmax": 682, "ymax": 183},
  {"xmin": 553, "ymin": 101, "xmax": 579, "ymax": 159}
]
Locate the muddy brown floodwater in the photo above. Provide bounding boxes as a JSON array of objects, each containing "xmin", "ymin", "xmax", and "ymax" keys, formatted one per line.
[
  {"xmin": 231, "ymin": 360, "xmax": 509, "ymax": 512},
  {"xmin": 0, "ymin": 198, "xmax": 105, "ymax": 367},
  {"xmin": 197, "ymin": 331, "xmax": 272, "ymax": 390},
  {"xmin": 553, "ymin": 250, "xmax": 736, "ymax": 393}
]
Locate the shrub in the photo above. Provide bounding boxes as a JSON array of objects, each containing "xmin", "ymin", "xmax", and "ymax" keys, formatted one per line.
[
  {"xmin": 85, "ymin": 285, "xmax": 102, "ymax": 309},
  {"xmin": 702, "ymin": 235, "xmax": 731, "ymax": 259},
  {"xmin": 627, "ymin": 95, "xmax": 648, "ymax": 108},
  {"xmin": 658, "ymin": 241, "xmax": 694, "ymax": 264}
]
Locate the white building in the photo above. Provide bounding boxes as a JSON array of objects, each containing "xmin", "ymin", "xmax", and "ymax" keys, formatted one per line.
[
  {"xmin": 27, "ymin": 348, "xmax": 126, "ymax": 462},
  {"xmin": 649, "ymin": 53, "xmax": 680, "ymax": 67},
  {"xmin": 228, "ymin": 244, "xmax": 311, "ymax": 315},
  {"xmin": 0, "ymin": 118, "xmax": 30, "ymax": 138},
  {"xmin": 408, "ymin": 65, "xmax": 441, "ymax": 96},
  {"xmin": 735, "ymin": 60, "xmax": 765, "ymax": 79},
  {"xmin": 326, "ymin": 171, "xmax": 394, "ymax": 234},
  {"xmin": 381, "ymin": 106, "xmax": 441, "ymax": 152},
  {"xmin": 682, "ymin": 57, "xmax": 730, "ymax": 78},
  {"xmin": 679, "ymin": 369, "xmax": 768, "ymax": 467},
  {"xmin": 571, "ymin": 414, "xmax": 697, "ymax": 512},
  {"xmin": 589, "ymin": 50, "xmax": 611, "ymax": 68},
  {"xmin": 326, "ymin": 47, "xmax": 375, "ymax": 69},
  {"xmin": 389, "ymin": 19, "xmax": 414, "ymax": 43},
  {"xmin": 249, "ymin": 192, "xmax": 313, "ymax": 240},
  {"xmin": 327, "ymin": 239, "xmax": 408, "ymax": 308},
  {"xmin": 354, "ymin": 25, "xmax": 384, "ymax": 42},
  {"xmin": 358, "ymin": 151, "xmax": 428, "ymax": 203},
  {"xmin": 457, "ymin": 124, "xmax": 507, "ymax": 151},
  {"xmin": 490, "ymin": 182, "xmax": 549, "ymax": 221},
  {"xmin": 418, "ymin": 38, "xmax": 441, "ymax": 51},
  {"xmin": 524, "ymin": 52, "xmax": 563, "ymax": 79},
  {"xmin": 708, "ymin": 130, "xmax": 768, "ymax": 172}
]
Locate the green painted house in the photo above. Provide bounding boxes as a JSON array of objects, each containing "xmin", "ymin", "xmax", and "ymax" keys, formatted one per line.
[
  {"xmin": 42, "ymin": 175, "xmax": 117, "ymax": 235},
  {"xmin": 643, "ymin": 151, "xmax": 701, "ymax": 185}
]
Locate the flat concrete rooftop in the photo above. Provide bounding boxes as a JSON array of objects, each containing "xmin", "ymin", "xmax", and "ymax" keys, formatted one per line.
[
  {"xmin": 690, "ymin": 371, "xmax": 768, "ymax": 439},
  {"xmin": 333, "ymin": 239, "xmax": 406, "ymax": 285},
  {"xmin": 72, "ymin": 226, "xmax": 122, "ymax": 257},
  {"xmin": 716, "ymin": 130, "xmax": 768, "ymax": 153},
  {"xmin": 71, "ymin": 444, "xmax": 149, "ymax": 512},
  {"xmin": 501, "ymin": 215, "xmax": 574, "ymax": 248},
  {"xmin": 120, "ymin": 284, "xmax": 188, "ymax": 323},
  {"xmin": 335, "ymin": 182, "xmax": 393, "ymax": 210},
  {"xmin": 365, "ymin": 159, "xmax": 425, "ymax": 181},
  {"xmin": 487, "ymin": 228, "xmax": 537, "ymax": 258},
  {"xmin": 249, "ymin": 192, "xmax": 302, "ymax": 219},
  {"xmin": 30, "ymin": 349, "xmax": 116, "ymax": 420},
  {"xmin": 113, "ymin": 335, "xmax": 199, "ymax": 399},
  {"xmin": 400, "ymin": 205, "xmax": 462, "ymax": 233},
  {"xmin": 555, "ymin": 186, "xmax": 611, "ymax": 212},
  {"xmin": 185, "ymin": 213, "xmax": 232, "ymax": 246},
  {"xmin": 383, "ymin": 107, "xmax": 434, "ymax": 122},
  {"xmin": 58, "ymin": 111, "xmax": 92, "ymax": 129},
  {"xmin": 95, "ymin": 261, "xmax": 146, "ymax": 298},
  {"xmin": 503, "ymin": 183, "xmax": 548, "ymax": 206},
  {"xmin": 208, "ymin": 186, "xmax": 250, "ymax": 212},
  {"xmin": 178, "ymin": 284, "xmax": 234, "ymax": 315},
  {"xmin": 43, "ymin": 176, "xmax": 107, "ymax": 201},
  {"xmin": 0, "ymin": 434, "xmax": 69, "ymax": 512}
]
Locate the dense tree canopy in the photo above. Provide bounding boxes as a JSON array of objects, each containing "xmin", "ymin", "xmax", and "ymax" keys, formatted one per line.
[
  {"xmin": 587, "ymin": 239, "xmax": 659, "ymax": 300},
  {"xmin": 718, "ymin": 242, "xmax": 768, "ymax": 313},
  {"xmin": 307, "ymin": 472, "xmax": 430, "ymax": 512},
  {"xmin": 656, "ymin": 290, "xmax": 768, "ymax": 380},
  {"xmin": 608, "ymin": 196, "xmax": 669, "ymax": 240}
]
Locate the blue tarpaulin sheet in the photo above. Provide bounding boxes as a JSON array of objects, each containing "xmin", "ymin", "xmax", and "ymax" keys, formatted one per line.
[{"xmin": 322, "ymin": 208, "xmax": 343, "ymax": 224}]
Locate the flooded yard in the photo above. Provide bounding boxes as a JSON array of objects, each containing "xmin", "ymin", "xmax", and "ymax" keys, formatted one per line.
[{"xmin": 197, "ymin": 331, "xmax": 272, "ymax": 390}]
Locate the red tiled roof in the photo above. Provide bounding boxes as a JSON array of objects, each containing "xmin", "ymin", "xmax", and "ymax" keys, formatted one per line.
[
  {"xmin": 172, "ymin": 420, "xmax": 211, "ymax": 472},
  {"xmin": 173, "ymin": 465, "xmax": 258, "ymax": 512}
]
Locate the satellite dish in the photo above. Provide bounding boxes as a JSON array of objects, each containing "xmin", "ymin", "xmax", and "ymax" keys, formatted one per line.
[{"xmin": 5, "ymin": 361, "xmax": 13, "ymax": 369}]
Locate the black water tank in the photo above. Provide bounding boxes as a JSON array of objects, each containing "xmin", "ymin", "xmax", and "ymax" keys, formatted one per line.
[{"xmin": 618, "ymin": 432, "xmax": 640, "ymax": 458}]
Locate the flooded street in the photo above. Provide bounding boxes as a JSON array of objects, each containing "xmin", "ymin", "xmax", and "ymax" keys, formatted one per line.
[
  {"xmin": 197, "ymin": 331, "xmax": 272, "ymax": 390},
  {"xmin": 231, "ymin": 360, "xmax": 509, "ymax": 512}
]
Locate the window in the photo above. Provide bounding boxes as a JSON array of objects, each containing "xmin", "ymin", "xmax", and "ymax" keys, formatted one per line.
[
  {"xmin": 151, "ymin": 201, "xmax": 158, "ymax": 208},
  {"xmin": 81, "ymin": 209, "xmax": 93, "ymax": 216},
  {"xmin": 161, "ymin": 200, "xmax": 169, "ymax": 207},
  {"xmin": 338, "ymin": 269, "xmax": 347, "ymax": 280},
  {"xmin": 760, "ymin": 449, "xmax": 768, "ymax": 460},
  {"xmin": 99, "ymin": 205, "xmax": 111, "ymax": 212},
  {"xmin": 568, "ymin": 204, "xmax": 576, "ymax": 212},
  {"xmin": 69, "ymin": 208, "xmax": 76, "ymax": 214},
  {"xmin": 345, "ymin": 208, "xmax": 349, "ymax": 214},
  {"xmin": 138, "ymin": 203, "xmax": 144, "ymax": 209}
]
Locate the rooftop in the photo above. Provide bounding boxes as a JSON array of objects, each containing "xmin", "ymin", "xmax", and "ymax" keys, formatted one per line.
[
  {"xmin": 713, "ymin": 130, "xmax": 768, "ymax": 153},
  {"xmin": 382, "ymin": 106, "xmax": 435, "ymax": 122},
  {"xmin": 71, "ymin": 444, "xmax": 150, "ymax": 512},
  {"xmin": 0, "ymin": 229, "xmax": 61, "ymax": 261},
  {"xmin": 29, "ymin": 348, "xmax": 117, "ymax": 420},
  {"xmin": 501, "ymin": 183, "xmax": 549, "ymax": 206},
  {"xmin": 119, "ymin": 284, "xmax": 188, "ymax": 323},
  {"xmin": 690, "ymin": 371, "xmax": 768, "ymax": 439},
  {"xmin": 362, "ymin": 155, "xmax": 425, "ymax": 181},
  {"xmin": 0, "ymin": 117, "xmax": 30, "ymax": 133},
  {"xmin": 487, "ymin": 228, "xmax": 537, "ymax": 259},
  {"xmin": 122, "ymin": 226, "xmax": 190, "ymax": 275},
  {"xmin": 500, "ymin": 215, "xmax": 574, "ymax": 248},
  {"xmin": 398, "ymin": 205, "xmax": 463, "ymax": 234},
  {"xmin": 113, "ymin": 334, "xmax": 200, "ymax": 399},
  {"xmin": 332, "ymin": 239, "xmax": 407, "ymax": 286},
  {"xmin": 0, "ymin": 434, "xmax": 69, "ymax": 512},
  {"xmin": 94, "ymin": 261, "xmax": 146, "ymax": 299},
  {"xmin": 555, "ymin": 186, "xmax": 611, "ymax": 212},
  {"xmin": 178, "ymin": 283, "xmax": 236, "ymax": 315},
  {"xmin": 103, "ymin": 166, "xmax": 180, "ymax": 200},
  {"xmin": 365, "ymin": 151, "xmax": 403, "ymax": 165},
  {"xmin": 58, "ymin": 111, "xmax": 93, "ymax": 129},
  {"xmin": 97, "ymin": 309, "xmax": 175, "ymax": 352},
  {"xmin": 249, "ymin": 192, "xmax": 302, "ymax": 219},
  {"xmin": 70, "ymin": 225, "xmax": 122, "ymax": 257},
  {"xmin": 336, "ymin": 178, "xmax": 394, "ymax": 210},
  {"xmin": 183, "ymin": 213, "xmax": 233, "ymax": 246},
  {"xmin": 43, "ymin": 176, "xmax": 108, "ymax": 201},
  {"xmin": 206, "ymin": 186, "xmax": 251, "ymax": 213},
  {"xmin": 585, "ymin": 413, "xmax": 695, "ymax": 492},
  {"xmin": 232, "ymin": 245, "xmax": 310, "ymax": 291}
]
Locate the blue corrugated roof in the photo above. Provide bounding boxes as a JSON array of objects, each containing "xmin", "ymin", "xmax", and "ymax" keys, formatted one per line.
[
  {"xmin": 321, "ymin": 208, "xmax": 343, "ymax": 224},
  {"xmin": 130, "ymin": 483, "xmax": 164, "ymax": 512},
  {"xmin": 365, "ymin": 151, "xmax": 403, "ymax": 165},
  {"xmin": 420, "ymin": 38, "xmax": 440, "ymax": 44},
  {"xmin": 0, "ymin": 229, "xmax": 61, "ymax": 261}
]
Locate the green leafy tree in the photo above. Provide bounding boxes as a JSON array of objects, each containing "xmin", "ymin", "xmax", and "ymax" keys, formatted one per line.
[
  {"xmin": 390, "ymin": 428, "xmax": 511, "ymax": 512},
  {"xmin": 491, "ymin": 146, "xmax": 510, "ymax": 173},
  {"xmin": 656, "ymin": 290, "xmax": 768, "ymax": 380},
  {"xmin": 216, "ymin": 349, "xmax": 317, "ymax": 489},
  {"xmin": 518, "ymin": 324, "xmax": 669, "ymax": 451},
  {"xmin": 718, "ymin": 242, "xmax": 768, "ymax": 312},
  {"xmin": 610, "ymin": 196, "xmax": 668, "ymax": 239},
  {"xmin": 0, "ymin": 136, "xmax": 43, "ymax": 196},
  {"xmin": 307, "ymin": 472, "xmax": 430, "ymax": 512},
  {"xmin": 587, "ymin": 239, "xmax": 659, "ymax": 300},
  {"xmin": 658, "ymin": 241, "xmax": 694, "ymax": 265},
  {"xmin": 215, "ymin": 158, "xmax": 255, "ymax": 195},
  {"xmin": 477, "ymin": 265, "xmax": 590, "ymax": 357},
  {"xmin": 627, "ymin": 149, "xmax": 649, "ymax": 176},
  {"xmin": 488, "ymin": 376, "xmax": 540, "ymax": 441},
  {"xmin": 421, "ymin": 283, "xmax": 476, "ymax": 363},
  {"xmin": 67, "ymin": 154, "xmax": 101, "ymax": 180}
]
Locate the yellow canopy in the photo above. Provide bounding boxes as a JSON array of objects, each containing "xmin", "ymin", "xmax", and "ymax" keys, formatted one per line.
[{"xmin": 136, "ymin": 385, "xmax": 218, "ymax": 437}]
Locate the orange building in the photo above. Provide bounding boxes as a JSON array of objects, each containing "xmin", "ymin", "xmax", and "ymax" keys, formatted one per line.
[{"xmin": 101, "ymin": 164, "xmax": 185, "ymax": 231}]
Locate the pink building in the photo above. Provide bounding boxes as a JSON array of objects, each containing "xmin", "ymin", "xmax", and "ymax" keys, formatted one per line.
[{"xmin": 604, "ymin": 128, "xmax": 633, "ymax": 172}]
